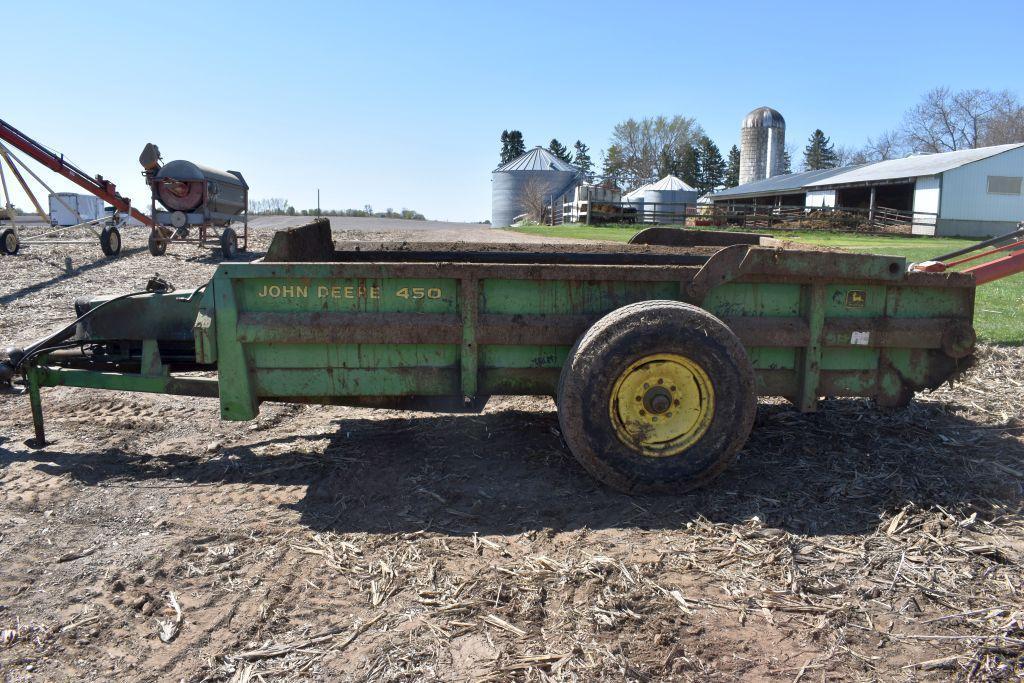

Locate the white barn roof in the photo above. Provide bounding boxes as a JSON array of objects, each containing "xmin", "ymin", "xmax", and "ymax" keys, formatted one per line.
[
  {"xmin": 806, "ymin": 143, "xmax": 1024, "ymax": 187},
  {"xmin": 710, "ymin": 143, "xmax": 1024, "ymax": 201}
]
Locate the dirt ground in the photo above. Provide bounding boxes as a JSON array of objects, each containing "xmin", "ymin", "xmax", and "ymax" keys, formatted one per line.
[{"xmin": 0, "ymin": 221, "xmax": 1022, "ymax": 682}]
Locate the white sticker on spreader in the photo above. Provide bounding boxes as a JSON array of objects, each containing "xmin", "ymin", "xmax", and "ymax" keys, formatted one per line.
[{"xmin": 850, "ymin": 331, "xmax": 870, "ymax": 346}]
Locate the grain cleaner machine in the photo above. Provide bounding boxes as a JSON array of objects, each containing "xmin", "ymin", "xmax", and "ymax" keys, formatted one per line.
[
  {"xmin": 140, "ymin": 143, "xmax": 249, "ymax": 259},
  {"xmin": 2, "ymin": 221, "xmax": 1022, "ymax": 493}
]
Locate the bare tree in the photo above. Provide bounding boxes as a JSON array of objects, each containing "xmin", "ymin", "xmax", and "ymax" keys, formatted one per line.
[
  {"xmin": 902, "ymin": 87, "xmax": 1024, "ymax": 152},
  {"xmin": 833, "ymin": 145, "xmax": 856, "ymax": 168},
  {"xmin": 783, "ymin": 142, "xmax": 799, "ymax": 172},
  {"xmin": 519, "ymin": 177, "xmax": 550, "ymax": 224},
  {"xmin": 863, "ymin": 130, "xmax": 906, "ymax": 161},
  {"xmin": 247, "ymin": 198, "xmax": 292, "ymax": 214},
  {"xmin": 983, "ymin": 97, "xmax": 1024, "ymax": 146},
  {"xmin": 846, "ymin": 130, "xmax": 908, "ymax": 165},
  {"xmin": 606, "ymin": 115, "xmax": 704, "ymax": 190}
]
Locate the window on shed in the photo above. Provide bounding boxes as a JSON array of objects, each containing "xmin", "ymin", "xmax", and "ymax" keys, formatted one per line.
[{"xmin": 987, "ymin": 176, "xmax": 1023, "ymax": 195}]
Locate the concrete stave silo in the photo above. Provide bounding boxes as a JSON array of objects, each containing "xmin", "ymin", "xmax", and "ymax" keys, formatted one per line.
[
  {"xmin": 491, "ymin": 147, "xmax": 580, "ymax": 227},
  {"xmin": 739, "ymin": 107, "xmax": 786, "ymax": 185}
]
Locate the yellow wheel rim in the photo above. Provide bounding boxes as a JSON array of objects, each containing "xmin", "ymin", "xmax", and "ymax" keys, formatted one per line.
[{"xmin": 609, "ymin": 353, "xmax": 714, "ymax": 457}]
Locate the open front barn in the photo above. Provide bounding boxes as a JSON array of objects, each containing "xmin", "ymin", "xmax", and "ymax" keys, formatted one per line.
[{"xmin": 711, "ymin": 143, "xmax": 1024, "ymax": 237}]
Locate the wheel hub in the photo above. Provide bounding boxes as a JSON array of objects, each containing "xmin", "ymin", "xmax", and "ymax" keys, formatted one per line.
[
  {"xmin": 609, "ymin": 353, "xmax": 715, "ymax": 457},
  {"xmin": 643, "ymin": 386, "xmax": 672, "ymax": 414}
]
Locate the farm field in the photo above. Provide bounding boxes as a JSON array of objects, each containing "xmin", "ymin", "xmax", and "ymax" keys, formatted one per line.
[
  {"xmin": 0, "ymin": 222, "xmax": 1020, "ymax": 681},
  {"xmin": 514, "ymin": 224, "xmax": 1024, "ymax": 345}
]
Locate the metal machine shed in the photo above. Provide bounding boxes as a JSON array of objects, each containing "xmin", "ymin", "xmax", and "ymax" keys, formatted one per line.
[
  {"xmin": 710, "ymin": 143, "xmax": 1024, "ymax": 237},
  {"xmin": 710, "ymin": 166, "xmax": 861, "ymax": 202}
]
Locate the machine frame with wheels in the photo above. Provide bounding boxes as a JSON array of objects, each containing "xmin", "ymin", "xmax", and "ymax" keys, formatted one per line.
[
  {"xmin": 6, "ymin": 220, "xmax": 1014, "ymax": 494},
  {"xmin": 146, "ymin": 206, "xmax": 246, "ymax": 260},
  {"xmin": 0, "ymin": 214, "xmax": 126, "ymax": 257},
  {"xmin": 0, "ymin": 119, "xmax": 153, "ymax": 258}
]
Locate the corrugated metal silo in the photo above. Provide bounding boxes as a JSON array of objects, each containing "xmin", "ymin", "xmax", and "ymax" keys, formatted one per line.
[
  {"xmin": 491, "ymin": 147, "xmax": 580, "ymax": 227},
  {"xmin": 739, "ymin": 107, "xmax": 786, "ymax": 185},
  {"xmin": 642, "ymin": 175, "xmax": 698, "ymax": 223},
  {"xmin": 622, "ymin": 182, "xmax": 649, "ymax": 218}
]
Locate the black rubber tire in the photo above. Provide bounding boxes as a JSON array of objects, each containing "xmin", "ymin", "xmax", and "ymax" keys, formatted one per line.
[
  {"xmin": 557, "ymin": 300, "xmax": 757, "ymax": 494},
  {"xmin": 1, "ymin": 228, "xmax": 18, "ymax": 255},
  {"xmin": 220, "ymin": 227, "xmax": 238, "ymax": 260},
  {"xmin": 100, "ymin": 225, "xmax": 121, "ymax": 257},
  {"xmin": 148, "ymin": 231, "xmax": 166, "ymax": 256}
]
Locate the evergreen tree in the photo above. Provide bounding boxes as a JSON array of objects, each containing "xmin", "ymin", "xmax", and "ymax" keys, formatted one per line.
[
  {"xmin": 677, "ymin": 143, "xmax": 699, "ymax": 189},
  {"xmin": 695, "ymin": 136, "xmax": 725, "ymax": 194},
  {"xmin": 725, "ymin": 145, "xmax": 741, "ymax": 187},
  {"xmin": 602, "ymin": 145, "xmax": 625, "ymax": 187},
  {"xmin": 508, "ymin": 131, "xmax": 525, "ymax": 159},
  {"xmin": 803, "ymin": 129, "xmax": 839, "ymax": 170},
  {"xmin": 500, "ymin": 130, "xmax": 526, "ymax": 164},
  {"xmin": 657, "ymin": 145, "xmax": 679, "ymax": 179},
  {"xmin": 548, "ymin": 138, "xmax": 572, "ymax": 163},
  {"xmin": 573, "ymin": 140, "xmax": 593, "ymax": 179},
  {"xmin": 780, "ymin": 146, "xmax": 793, "ymax": 174}
]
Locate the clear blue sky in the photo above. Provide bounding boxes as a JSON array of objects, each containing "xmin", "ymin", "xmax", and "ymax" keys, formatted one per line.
[{"xmin": 3, "ymin": 0, "xmax": 1022, "ymax": 222}]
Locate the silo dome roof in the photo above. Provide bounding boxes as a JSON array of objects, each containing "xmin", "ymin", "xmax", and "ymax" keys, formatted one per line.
[
  {"xmin": 495, "ymin": 146, "xmax": 577, "ymax": 172},
  {"xmin": 742, "ymin": 107, "xmax": 785, "ymax": 129},
  {"xmin": 622, "ymin": 174, "xmax": 696, "ymax": 200},
  {"xmin": 647, "ymin": 174, "xmax": 695, "ymax": 191}
]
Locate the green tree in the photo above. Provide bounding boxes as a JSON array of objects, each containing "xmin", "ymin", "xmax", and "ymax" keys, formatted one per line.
[
  {"xmin": 500, "ymin": 130, "xmax": 525, "ymax": 164},
  {"xmin": 677, "ymin": 143, "xmax": 699, "ymax": 189},
  {"xmin": 803, "ymin": 129, "xmax": 839, "ymax": 170},
  {"xmin": 548, "ymin": 138, "xmax": 572, "ymax": 163},
  {"xmin": 601, "ymin": 145, "xmax": 626, "ymax": 187},
  {"xmin": 657, "ymin": 145, "xmax": 679, "ymax": 178},
  {"xmin": 695, "ymin": 136, "xmax": 725, "ymax": 194},
  {"xmin": 780, "ymin": 146, "xmax": 793, "ymax": 174},
  {"xmin": 573, "ymin": 140, "xmax": 593, "ymax": 179},
  {"xmin": 724, "ymin": 145, "xmax": 741, "ymax": 187}
]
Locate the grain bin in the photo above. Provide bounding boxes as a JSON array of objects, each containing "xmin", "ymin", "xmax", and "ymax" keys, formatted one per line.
[
  {"xmin": 739, "ymin": 106, "xmax": 786, "ymax": 185},
  {"xmin": 642, "ymin": 175, "xmax": 697, "ymax": 222},
  {"xmin": 622, "ymin": 182, "xmax": 649, "ymax": 218},
  {"xmin": 491, "ymin": 147, "xmax": 580, "ymax": 227}
]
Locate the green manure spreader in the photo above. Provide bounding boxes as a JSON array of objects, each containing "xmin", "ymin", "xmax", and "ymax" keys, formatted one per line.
[{"xmin": 4, "ymin": 220, "xmax": 1022, "ymax": 493}]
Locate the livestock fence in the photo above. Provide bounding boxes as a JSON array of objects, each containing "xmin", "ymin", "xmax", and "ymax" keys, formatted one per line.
[{"xmin": 551, "ymin": 199, "xmax": 938, "ymax": 235}]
